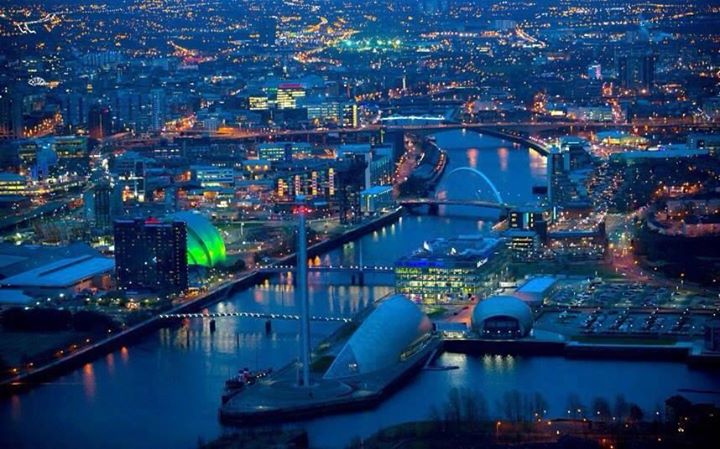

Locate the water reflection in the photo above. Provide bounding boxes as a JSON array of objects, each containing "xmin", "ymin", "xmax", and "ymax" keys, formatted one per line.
[
  {"xmin": 482, "ymin": 354, "xmax": 516, "ymax": 373},
  {"xmin": 82, "ymin": 363, "xmax": 96, "ymax": 400},
  {"xmin": 105, "ymin": 353, "xmax": 115, "ymax": 375},
  {"xmin": 119, "ymin": 346, "xmax": 129, "ymax": 364},
  {"xmin": 10, "ymin": 395, "xmax": 20, "ymax": 421},
  {"xmin": 529, "ymin": 148, "xmax": 547, "ymax": 178},
  {"xmin": 466, "ymin": 148, "xmax": 478, "ymax": 168},
  {"xmin": 498, "ymin": 147, "xmax": 509, "ymax": 172}
]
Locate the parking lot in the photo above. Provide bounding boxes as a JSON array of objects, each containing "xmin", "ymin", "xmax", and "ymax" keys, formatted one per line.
[
  {"xmin": 534, "ymin": 279, "xmax": 720, "ymax": 339},
  {"xmin": 547, "ymin": 279, "xmax": 718, "ymax": 309}
]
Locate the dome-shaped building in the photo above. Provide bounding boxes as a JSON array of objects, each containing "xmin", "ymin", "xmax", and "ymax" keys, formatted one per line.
[
  {"xmin": 170, "ymin": 212, "xmax": 226, "ymax": 267},
  {"xmin": 471, "ymin": 295, "xmax": 533, "ymax": 338},
  {"xmin": 324, "ymin": 295, "xmax": 432, "ymax": 379}
]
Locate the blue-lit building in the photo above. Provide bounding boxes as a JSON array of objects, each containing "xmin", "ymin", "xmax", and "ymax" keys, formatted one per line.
[
  {"xmin": 471, "ymin": 295, "xmax": 534, "ymax": 338},
  {"xmin": 394, "ymin": 236, "xmax": 508, "ymax": 303},
  {"xmin": 324, "ymin": 295, "xmax": 432, "ymax": 379}
]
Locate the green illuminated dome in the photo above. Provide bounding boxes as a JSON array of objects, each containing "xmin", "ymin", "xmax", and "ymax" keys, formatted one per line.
[{"xmin": 169, "ymin": 212, "xmax": 226, "ymax": 267}]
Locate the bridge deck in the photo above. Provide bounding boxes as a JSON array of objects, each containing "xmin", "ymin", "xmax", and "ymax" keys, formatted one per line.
[{"xmin": 158, "ymin": 312, "xmax": 352, "ymax": 322}]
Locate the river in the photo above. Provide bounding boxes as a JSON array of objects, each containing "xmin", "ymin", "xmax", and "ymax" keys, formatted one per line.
[{"xmin": 2, "ymin": 131, "xmax": 718, "ymax": 449}]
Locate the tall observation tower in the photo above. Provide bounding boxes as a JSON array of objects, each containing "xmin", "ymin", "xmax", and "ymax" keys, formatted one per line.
[{"xmin": 294, "ymin": 196, "xmax": 311, "ymax": 387}]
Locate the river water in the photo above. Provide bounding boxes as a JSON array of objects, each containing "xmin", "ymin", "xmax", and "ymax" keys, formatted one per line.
[{"xmin": 2, "ymin": 131, "xmax": 719, "ymax": 449}]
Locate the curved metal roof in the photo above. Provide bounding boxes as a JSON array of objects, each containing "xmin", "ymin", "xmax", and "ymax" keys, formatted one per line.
[
  {"xmin": 324, "ymin": 294, "xmax": 432, "ymax": 379},
  {"xmin": 170, "ymin": 211, "xmax": 226, "ymax": 267},
  {"xmin": 471, "ymin": 295, "xmax": 533, "ymax": 335}
]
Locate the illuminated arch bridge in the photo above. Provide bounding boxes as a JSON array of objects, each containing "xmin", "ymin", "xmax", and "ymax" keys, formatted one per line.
[
  {"xmin": 400, "ymin": 167, "xmax": 512, "ymax": 211},
  {"xmin": 170, "ymin": 212, "xmax": 227, "ymax": 267}
]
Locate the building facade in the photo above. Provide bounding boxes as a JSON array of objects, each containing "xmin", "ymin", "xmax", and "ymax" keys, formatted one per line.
[{"xmin": 113, "ymin": 218, "xmax": 188, "ymax": 294}]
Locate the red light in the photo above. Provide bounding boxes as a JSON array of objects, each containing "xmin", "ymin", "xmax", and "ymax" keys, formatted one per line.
[
  {"xmin": 292, "ymin": 206, "xmax": 312, "ymax": 215},
  {"xmin": 145, "ymin": 217, "xmax": 160, "ymax": 224}
]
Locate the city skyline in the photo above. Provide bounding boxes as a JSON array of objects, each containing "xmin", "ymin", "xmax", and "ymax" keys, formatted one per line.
[{"xmin": 1, "ymin": 1, "xmax": 719, "ymax": 448}]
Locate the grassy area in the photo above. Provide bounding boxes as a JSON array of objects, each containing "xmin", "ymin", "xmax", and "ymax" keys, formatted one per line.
[
  {"xmin": 571, "ymin": 335, "xmax": 677, "ymax": 346},
  {"xmin": 0, "ymin": 330, "xmax": 90, "ymax": 366}
]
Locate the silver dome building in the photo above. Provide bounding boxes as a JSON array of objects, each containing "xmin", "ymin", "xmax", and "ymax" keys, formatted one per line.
[
  {"xmin": 471, "ymin": 295, "xmax": 533, "ymax": 338},
  {"xmin": 324, "ymin": 295, "xmax": 432, "ymax": 379}
]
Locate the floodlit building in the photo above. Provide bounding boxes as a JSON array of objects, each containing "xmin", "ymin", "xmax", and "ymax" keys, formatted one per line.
[
  {"xmin": 324, "ymin": 295, "xmax": 432, "ymax": 379},
  {"xmin": 471, "ymin": 295, "xmax": 534, "ymax": 338},
  {"xmin": 360, "ymin": 185, "xmax": 393, "ymax": 214},
  {"xmin": 0, "ymin": 255, "xmax": 114, "ymax": 298},
  {"xmin": 276, "ymin": 83, "xmax": 306, "ymax": 109},
  {"xmin": 395, "ymin": 236, "xmax": 507, "ymax": 303},
  {"xmin": 257, "ymin": 142, "xmax": 312, "ymax": 161},
  {"xmin": 191, "ymin": 165, "xmax": 235, "ymax": 188},
  {"xmin": 513, "ymin": 276, "xmax": 557, "ymax": 304},
  {"xmin": 169, "ymin": 211, "xmax": 227, "ymax": 267}
]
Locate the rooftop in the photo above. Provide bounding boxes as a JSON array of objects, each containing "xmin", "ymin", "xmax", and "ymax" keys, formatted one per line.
[
  {"xmin": 0, "ymin": 255, "xmax": 114, "ymax": 288},
  {"xmin": 517, "ymin": 276, "xmax": 558, "ymax": 294},
  {"xmin": 396, "ymin": 235, "xmax": 504, "ymax": 267}
]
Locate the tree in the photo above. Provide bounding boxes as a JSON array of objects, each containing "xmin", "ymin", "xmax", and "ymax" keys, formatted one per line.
[
  {"xmin": 532, "ymin": 392, "xmax": 549, "ymax": 419},
  {"xmin": 614, "ymin": 394, "xmax": 630, "ymax": 421},
  {"xmin": 592, "ymin": 397, "xmax": 612, "ymax": 421},
  {"xmin": 429, "ymin": 404, "xmax": 446, "ymax": 432},
  {"xmin": 628, "ymin": 404, "xmax": 644, "ymax": 423},
  {"xmin": 665, "ymin": 395, "xmax": 692, "ymax": 424},
  {"xmin": 500, "ymin": 390, "xmax": 523, "ymax": 422},
  {"xmin": 567, "ymin": 393, "xmax": 585, "ymax": 419},
  {"xmin": 444, "ymin": 387, "xmax": 463, "ymax": 426},
  {"xmin": 462, "ymin": 389, "xmax": 488, "ymax": 424}
]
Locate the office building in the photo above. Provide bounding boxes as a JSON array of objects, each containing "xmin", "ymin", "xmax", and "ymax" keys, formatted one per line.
[
  {"xmin": 88, "ymin": 105, "xmax": 112, "ymax": 139},
  {"xmin": 276, "ymin": 83, "xmax": 306, "ymax": 109},
  {"xmin": 617, "ymin": 48, "xmax": 656, "ymax": 91},
  {"xmin": 257, "ymin": 142, "xmax": 312, "ymax": 161},
  {"xmin": 89, "ymin": 181, "xmax": 114, "ymax": 231},
  {"xmin": 395, "ymin": 236, "xmax": 507, "ymax": 303},
  {"xmin": 360, "ymin": 185, "xmax": 394, "ymax": 214},
  {"xmin": 192, "ymin": 165, "xmax": 235, "ymax": 188},
  {"xmin": 113, "ymin": 218, "xmax": 188, "ymax": 294},
  {"xmin": 547, "ymin": 146, "xmax": 574, "ymax": 207},
  {"xmin": 0, "ymin": 86, "xmax": 23, "ymax": 139}
]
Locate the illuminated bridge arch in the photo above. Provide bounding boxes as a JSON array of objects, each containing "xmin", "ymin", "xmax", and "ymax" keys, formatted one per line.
[{"xmin": 437, "ymin": 167, "xmax": 504, "ymax": 205}]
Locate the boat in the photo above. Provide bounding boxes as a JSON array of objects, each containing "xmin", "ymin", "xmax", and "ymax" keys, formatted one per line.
[{"xmin": 224, "ymin": 368, "xmax": 273, "ymax": 391}]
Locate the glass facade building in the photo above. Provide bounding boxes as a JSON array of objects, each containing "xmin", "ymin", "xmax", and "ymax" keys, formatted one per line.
[{"xmin": 394, "ymin": 236, "xmax": 507, "ymax": 303}]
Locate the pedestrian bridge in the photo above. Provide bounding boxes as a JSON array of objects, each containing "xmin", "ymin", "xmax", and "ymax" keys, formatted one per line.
[
  {"xmin": 256, "ymin": 264, "xmax": 395, "ymax": 273},
  {"xmin": 401, "ymin": 166, "xmax": 514, "ymax": 212},
  {"xmin": 158, "ymin": 311, "xmax": 353, "ymax": 323},
  {"xmin": 399, "ymin": 198, "xmax": 511, "ymax": 211}
]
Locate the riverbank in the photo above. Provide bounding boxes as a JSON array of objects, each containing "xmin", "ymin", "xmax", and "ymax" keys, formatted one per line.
[
  {"xmin": 443, "ymin": 337, "xmax": 720, "ymax": 367},
  {"xmin": 0, "ymin": 208, "xmax": 403, "ymax": 396},
  {"xmin": 219, "ymin": 334, "xmax": 720, "ymax": 425},
  {"xmin": 219, "ymin": 335, "xmax": 442, "ymax": 425}
]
